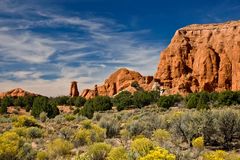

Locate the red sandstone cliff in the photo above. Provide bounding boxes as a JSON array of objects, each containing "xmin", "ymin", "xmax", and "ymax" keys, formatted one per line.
[
  {"xmin": 155, "ymin": 21, "xmax": 240, "ymax": 94},
  {"xmin": 0, "ymin": 88, "xmax": 38, "ymax": 98},
  {"xmin": 81, "ymin": 68, "xmax": 154, "ymax": 99}
]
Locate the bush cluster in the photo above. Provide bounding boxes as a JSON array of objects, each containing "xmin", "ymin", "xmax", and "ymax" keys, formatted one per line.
[
  {"xmin": 31, "ymin": 96, "xmax": 59, "ymax": 118},
  {"xmin": 185, "ymin": 91, "xmax": 240, "ymax": 109},
  {"xmin": 112, "ymin": 91, "xmax": 160, "ymax": 111},
  {"xmin": 157, "ymin": 94, "xmax": 182, "ymax": 109},
  {"xmin": 79, "ymin": 96, "xmax": 113, "ymax": 119},
  {"xmin": 0, "ymin": 96, "xmax": 35, "ymax": 113}
]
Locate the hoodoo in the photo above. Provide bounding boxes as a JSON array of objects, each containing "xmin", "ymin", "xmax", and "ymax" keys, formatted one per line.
[{"xmin": 70, "ymin": 81, "xmax": 79, "ymax": 97}]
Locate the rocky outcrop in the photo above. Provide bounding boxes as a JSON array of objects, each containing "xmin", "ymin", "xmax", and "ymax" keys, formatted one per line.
[
  {"xmin": 155, "ymin": 20, "xmax": 240, "ymax": 94},
  {"xmin": 0, "ymin": 88, "xmax": 38, "ymax": 98},
  {"xmin": 81, "ymin": 68, "xmax": 154, "ymax": 99},
  {"xmin": 70, "ymin": 81, "xmax": 79, "ymax": 97}
]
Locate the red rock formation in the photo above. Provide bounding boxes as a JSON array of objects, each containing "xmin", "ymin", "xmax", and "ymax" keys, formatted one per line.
[
  {"xmin": 155, "ymin": 20, "xmax": 240, "ymax": 94},
  {"xmin": 0, "ymin": 88, "xmax": 38, "ymax": 98},
  {"xmin": 80, "ymin": 68, "xmax": 154, "ymax": 99},
  {"xmin": 69, "ymin": 81, "xmax": 79, "ymax": 97}
]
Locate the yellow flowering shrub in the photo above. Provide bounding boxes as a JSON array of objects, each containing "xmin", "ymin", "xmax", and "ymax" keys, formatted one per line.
[
  {"xmin": 107, "ymin": 146, "xmax": 128, "ymax": 160},
  {"xmin": 0, "ymin": 131, "xmax": 21, "ymax": 159},
  {"xmin": 47, "ymin": 138, "xmax": 73, "ymax": 158},
  {"xmin": 192, "ymin": 136, "xmax": 204, "ymax": 150},
  {"xmin": 37, "ymin": 151, "xmax": 49, "ymax": 160},
  {"xmin": 11, "ymin": 127, "xmax": 28, "ymax": 137},
  {"xmin": 74, "ymin": 123, "xmax": 106, "ymax": 146},
  {"xmin": 86, "ymin": 142, "xmax": 111, "ymax": 160},
  {"xmin": 165, "ymin": 111, "xmax": 183, "ymax": 124},
  {"xmin": 203, "ymin": 150, "xmax": 228, "ymax": 160},
  {"xmin": 153, "ymin": 129, "xmax": 171, "ymax": 143},
  {"xmin": 14, "ymin": 115, "xmax": 39, "ymax": 127},
  {"xmin": 139, "ymin": 147, "xmax": 176, "ymax": 160},
  {"xmin": 203, "ymin": 150, "xmax": 240, "ymax": 160},
  {"xmin": 131, "ymin": 137, "xmax": 154, "ymax": 157}
]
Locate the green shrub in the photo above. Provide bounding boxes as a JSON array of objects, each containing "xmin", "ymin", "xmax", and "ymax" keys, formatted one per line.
[
  {"xmin": 60, "ymin": 126, "xmax": 74, "ymax": 140},
  {"xmin": 107, "ymin": 146, "xmax": 128, "ymax": 160},
  {"xmin": 64, "ymin": 114, "xmax": 75, "ymax": 121},
  {"xmin": 186, "ymin": 93, "xmax": 199, "ymax": 109},
  {"xmin": 149, "ymin": 91, "xmax": 160, "ymax": 103},
  {"xmin": 80, "ymin": 100, "xmax": 95, "ymax": 119},
  {"xmin": 157, "ymin": 94, "xmax": 182, "ymax": 109},
  {"xmin": 93, "ymin": 96, "xmax": 113, "ymax": 111},
  {"xmin": 13, "ymin": 97, "xmax": 25, "ymax": 107},
  {"xmin": 39, "ymin": 112, "xmax": 47, "ymax": 122},
  {"xmin": 32, "ymin": 96, "xmax": 59, "ymax": 118},
  {"xmin": 202, "ymin": 111, "xmax": 219, "ymax": 146},
  {"xmin": 112, "ymin": 91, "xmax": 133, "ymax": 111},
  {"xmin": 24, "ymin": 96, "xmax": 35, "ymax": 111},
  {"xmin": 67, "ymin": 97, "xmax": 76, "ymax": 106},
  {"xmin": 27, "ymin": 127, "xmax": 43, "ymax": 138},
  {"xmin": 0, "ymin": 96, "xmax": 14, "ymax": 113},
  {"xmin": 152, "ymin": 129, "xmax": 171, "ymax": 144},
  {"xmin": 47, "ymin": 138, "xmax": 73, "ymax": 158},
  {"xmin": 99, "ymin": 117, "xmax": 120, "ymax": 138},
  {"xmin": 86, "ymin": 142, "xmax": 111, "ymax": 160},
  {"xmin": 75, "ymin": 96, "xmax": 86, "ymax": 107},
  {"xmin": 217, "ymin": 109, "xmax": 240, "ymax": 149},
  {"xmin": 170, "ymin": 111, "xmax": 203, "ymax": 145},
  {"xmin": 17, "ymin": 142, "xmax": 36, "ymax": 160},
  {"xmin": 197, "ymin": 92, "xmax": 210, "ymax": 109},
  {"xmin": 132, "ymin": 91, "xmax": 153, "ymax": 108},
  {"xmin": 127, "ymin": 120, "xmax": 144, "ymax": 137},
  {"xmin": 93, "ymin": 112, "xmax": 102, "ymax": 121},
  {"xmin": 52, "ymin": 96, "xmax": 69, "ymax": 106},
  {"xmin": 217, "ymin": 91, "xmax": 238, "ymax": 106},
  {"xmin": 37, "ymin": 151, "xmax": 49, "ymax": 160}
]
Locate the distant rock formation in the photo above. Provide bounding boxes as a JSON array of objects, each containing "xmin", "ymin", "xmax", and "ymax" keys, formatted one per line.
[
  {"xmin": 80, "ymin": 68, "xmax": 154, "ymax": 99},
  {"xmin": 69, "ymin": 81, "xmax": 79, "ymax": 97},
  {"xmin": 155, "ymin": 20, "xmax": 240, "ymax": 95},
  {"xmin": 0, "ymin": 88, "xmax": 38, "ymax": 98}
]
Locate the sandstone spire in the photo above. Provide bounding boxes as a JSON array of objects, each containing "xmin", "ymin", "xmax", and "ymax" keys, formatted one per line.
[{"xmin": 70, "ymin": 81, "xmax": 79, "ymax": 97}]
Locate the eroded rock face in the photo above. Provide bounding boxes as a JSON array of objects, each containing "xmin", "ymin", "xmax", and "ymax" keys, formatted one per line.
[
  {"xmin": 155, "ymin": 21, "xmax": 240, "ymax": 94},
  {"xmin": 0, "ymin": 88, "xmax": 38, "ymax": 98},
  {"xmin": 80, "ymin": 68, "xmax": 154, "ymax": 99},
  {"xmin": 70, "ymin": 81, "xmax": 79, "ymax": 97}
]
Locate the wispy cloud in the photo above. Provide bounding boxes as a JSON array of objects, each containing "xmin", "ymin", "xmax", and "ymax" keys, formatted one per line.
[
  {"xmin": 0, "ymin": 0, "xmax": 162, "ymax": 96},
  {"xmin": 198, "ymin": 0, "xmax": 240, "ymax": 23}
]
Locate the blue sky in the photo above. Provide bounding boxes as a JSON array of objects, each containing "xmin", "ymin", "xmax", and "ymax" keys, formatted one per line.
[{"xmin": 0, "ymin": 0, "xmax": 240, "ymax": 96}]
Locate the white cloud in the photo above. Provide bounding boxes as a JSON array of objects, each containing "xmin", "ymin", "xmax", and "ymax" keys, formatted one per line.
[
  {"xmin": 0, "ymin": 1, "xmax": 163, "ymax": 96},
  {"xmin": 0, "ymin": 33, "xmax": 55, "ymax": 63}
]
